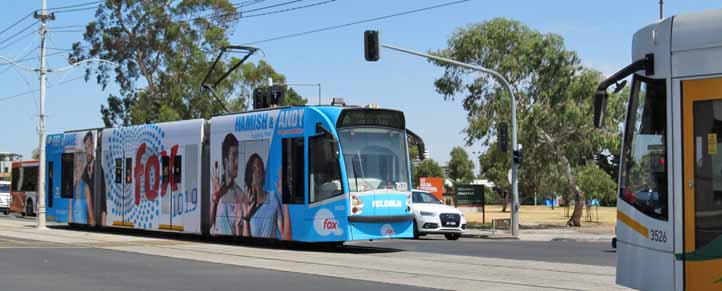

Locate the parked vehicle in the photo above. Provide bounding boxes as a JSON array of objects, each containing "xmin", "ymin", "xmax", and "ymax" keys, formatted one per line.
[
  {"xmin": 0, "ymin": 181, "xmax": 11, "ymax": 214},
  {"xmin": 411, "ymin": 190, "xmax": 466, "ymax": 240}
]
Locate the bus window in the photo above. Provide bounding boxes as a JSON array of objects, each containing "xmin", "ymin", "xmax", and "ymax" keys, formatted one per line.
[
  {"xmin": 61, "ymin": 153, "xmax": 74, "ymax": 198},
  {"xmin": 21, "ymin": 166, "xmax": 38, "ymax": 192},
  {"xmin": 338, "ymin": 127, "xmax": 410, "ymax": 193},
  {"xmin": 282, "ymin": 137, "xmax": 304, "ymax": 204},
  {"xmin": 11, "ymin": 167, "xmax": 20, "ymax": 191},
  {"xmin": 619, "ymin": 77, "xmax": 668, "ymax": 220},
  {"xmin": 309, "ymin": 132, "xmax": 342, "ymax": 203}
]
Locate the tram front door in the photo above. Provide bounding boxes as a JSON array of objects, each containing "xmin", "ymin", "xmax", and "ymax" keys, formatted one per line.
[{"xmin": 682, "ymin": 77, "xmax": 722, "ymax": 291}]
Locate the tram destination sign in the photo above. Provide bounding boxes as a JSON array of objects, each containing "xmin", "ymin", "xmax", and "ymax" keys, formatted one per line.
[{"xmin": 455, "ymin": 184, "xmax": 485, "ymax": 206}]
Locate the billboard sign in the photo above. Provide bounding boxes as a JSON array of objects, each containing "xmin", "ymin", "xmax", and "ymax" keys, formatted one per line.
[{"xmin": 418, "ymin": 177, "xmax": 444, "ymax": 200}]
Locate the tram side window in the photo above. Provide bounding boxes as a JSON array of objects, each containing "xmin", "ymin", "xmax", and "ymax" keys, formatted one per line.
[
  {"xmin": 282, "ymin": 137, "xmax": 305, "ymax": 204},
  {"xmin": 173, "ymin": 155, "xmax": 182, "ymax": 183},
  {"xmin": 309, "ymin": 132, "xmax": 343, "ymax": 203},
  {"xmin": 619, "ymin": 77, "xmax": 668, "ymax": 220},
  {"xmin": 115, "ymin": 158, "xmax": 123, "ymax": 184},
  {"xmin": 61, "ymin": 153, "xmax": 74, "ymax": 198}
]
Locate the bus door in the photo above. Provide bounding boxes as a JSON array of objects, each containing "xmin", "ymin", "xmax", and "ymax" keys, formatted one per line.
[{"xmin": 682, "ymin": 77, "xmax": 722, "ymax": 291}]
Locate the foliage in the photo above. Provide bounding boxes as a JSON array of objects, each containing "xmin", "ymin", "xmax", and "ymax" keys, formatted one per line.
[
  {"xmin": 71, "ymin": 1, "xmax": 305, "ymax": 126},
  {"xmin": 448, "ymin": 146, "xmax": 475, "ymax": 184},
  {"xmin": 432, "ymin": 18, "xmax": 626, "ymax": 226},
  {"xmin": 412, "ymin": 159, "xmax": 444, "ymax": 188},
  {"xmin": 576, "ymin": 162, "xmax": 616, "ymax": 203}
]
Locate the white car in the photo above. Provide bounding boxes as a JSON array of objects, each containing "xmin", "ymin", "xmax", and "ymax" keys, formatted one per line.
[
  {"xmin": 0, "ymin": 181, "xmax": 10, "ymax": 214},
  {"xmin": 411, "ymin": 190, "xmax": 466, "ymax": 240}
]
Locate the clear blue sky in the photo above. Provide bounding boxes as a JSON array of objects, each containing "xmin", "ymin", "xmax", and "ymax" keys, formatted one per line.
[{"xmin": 0, "ymin": 0, "xmax": 719, "ymax": 171}]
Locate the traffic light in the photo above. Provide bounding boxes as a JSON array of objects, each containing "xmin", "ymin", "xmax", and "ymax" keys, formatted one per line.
[
  {"xmin": 364, "ymin": 30, "xmax": 380, "ymax": 61},
  {"xmin": 513, "ymin": 149, "xmax": 523, "ymax": 165},
  {"xmin": 498, "ymin": 122, "xmax": 508, "ymax": 152}
]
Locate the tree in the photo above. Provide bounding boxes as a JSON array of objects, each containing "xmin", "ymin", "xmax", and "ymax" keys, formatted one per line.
[
  {"xmin": 432, "ymin": 18, "xmax": 626, "ymax": 226},
  {"xmin": 31, "ymin": 148, "xmax": 39, "ymax": 160},
  {"xmin": 576, "ymin": 162, "xmax": 616, "ymax": 205},
  {"xmin": 71, "ymin": 1, "xmax": 304, "ymax": 126},
  {"xmin": 448, "ymin": 146, "xmax": 475, "ymax": 184},
  {"xmin": 479, "ymin": 143, "xmax": 510, "ymax": 211},
  {"xmin": 412, "ymin": 159, "xmax": 444, "ymax": 188}
]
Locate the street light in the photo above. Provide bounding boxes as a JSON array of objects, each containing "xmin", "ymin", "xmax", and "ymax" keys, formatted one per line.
[{"xmin": 364, "ymin": 30, "xmax": 521, "ymax": 237}]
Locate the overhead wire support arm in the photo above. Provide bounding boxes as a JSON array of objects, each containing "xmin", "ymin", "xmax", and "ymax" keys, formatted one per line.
[{"xmin": 201, "ymin": 45, "xmax": 260, "ymax": 112}]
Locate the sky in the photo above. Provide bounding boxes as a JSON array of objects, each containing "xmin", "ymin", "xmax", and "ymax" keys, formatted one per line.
[{"xmin": 0, "ymin": 0, "xmax": 720, "ymax": 172}]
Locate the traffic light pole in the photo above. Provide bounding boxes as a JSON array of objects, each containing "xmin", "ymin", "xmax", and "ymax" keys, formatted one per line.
[{"xmin": 379, "ymin": 44, "xmax": 521, "ymax": 237}]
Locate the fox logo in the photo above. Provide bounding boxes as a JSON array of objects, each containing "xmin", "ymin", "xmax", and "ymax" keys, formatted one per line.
[{"xmin": 314, "ymin": 208, "xmax": 343, "ymax": 236}]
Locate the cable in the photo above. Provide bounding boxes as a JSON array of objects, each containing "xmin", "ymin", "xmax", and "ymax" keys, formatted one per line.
[
  {"xmin": 47, "ymin": 0, "xmax": 103, "ymax": 12},
  {"xmin": 0, "ymin": 11, "xmax": 34, "ymax": 37},
  {"xmin": 47, "ymin": 29, "xmax": 85, "ymax": 33},
  {"xmin": 0, "ymin": 29, "xmax": 36, "ymax": 50},
  {"xmin": 48, "ymin": 24, "xmax": 86, "ymax": 30},
  {"xmin": 0, "ymin": 21, "xmax": 38, "ymax": 48},
  {"xmin": 241, "ymin": 0, "xmax": 336, "ymax": 19},
  {"xmin": 245, "ymin": 0, "xmax": 472, "ymax": 45},
  {"xmin": 0, "ymin": 75, "xmax": 84, "ymax": 102}
]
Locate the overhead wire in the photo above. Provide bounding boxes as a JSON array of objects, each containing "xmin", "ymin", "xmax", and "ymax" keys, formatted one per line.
[
  {"xmin": 0, "ymin": 75, "xmax": 85, "ymax": 103},
  {"xmin": 245, "ymin": 0, "xmax": 472, "ymax": 45},
  {"xmin": 0, "ymin": 11, "xmax": 35, "ymax": 37},
  {"xmin": 0, "ymin": 21, "xmax": 39, "ymax": 48}
]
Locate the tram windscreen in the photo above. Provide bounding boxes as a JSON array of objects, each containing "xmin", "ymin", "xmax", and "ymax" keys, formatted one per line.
[
  {"xmin": 339, "ymin": 127, "xmax": 410, "ymax": 193},
  {"xmin": 619, "ymin": 76, "xmax": 668, "ymax": 220}
]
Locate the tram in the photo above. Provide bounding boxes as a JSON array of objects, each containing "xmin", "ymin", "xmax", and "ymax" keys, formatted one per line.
[
  {"xmin": 594, "ymin": 8, "xmax": 722, "ymax": 291},
  {"xmin": 45, "ymin": 104, "xmax": 421, "ymax": 243}
]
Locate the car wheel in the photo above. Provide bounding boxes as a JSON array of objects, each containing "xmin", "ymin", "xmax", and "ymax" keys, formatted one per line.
[
  {"xmin": 444, "ymin": 233, "xmax": 461, "ymax": 241},
  {"xmin": 412, "ymin": 220, "xmax": 420, "ymax": 239},
  {"xmin": 25, "ymin": 199, "xmax": 34, "ymax": 217}
]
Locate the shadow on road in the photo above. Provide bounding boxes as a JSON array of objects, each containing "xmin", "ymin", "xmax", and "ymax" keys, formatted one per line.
[{"xmin": 49, "ymin": 224, "xmax": 403, "ymax": 255}]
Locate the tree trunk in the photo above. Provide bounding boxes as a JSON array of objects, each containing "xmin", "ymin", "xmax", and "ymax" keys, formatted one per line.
[
  {"xmin": 537, "ymin": 128, "xmax": 585, "ymax": 227},
  {"xmin": 501, "ymin": 191, "xmax": 509, "ymax": 212}
]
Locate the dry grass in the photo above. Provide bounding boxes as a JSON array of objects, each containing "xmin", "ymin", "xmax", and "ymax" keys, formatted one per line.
[{"xmin": 460, "ymin": 205, "xmax": 617, "ymax": 231}]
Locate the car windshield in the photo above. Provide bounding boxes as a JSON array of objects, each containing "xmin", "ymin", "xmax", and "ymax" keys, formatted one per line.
[
  {"xmin": 0, "ymin": 184, "xmax": 8, "ymax": 192},
  {"xmin": 339, "ymin": 127, "xmax": 410, "ymax": 192},
  {"xmin": 412, "ymin": 191, "xmax": 442, "ymax": 204}
]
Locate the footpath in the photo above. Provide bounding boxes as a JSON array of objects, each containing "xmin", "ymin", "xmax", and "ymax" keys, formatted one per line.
[
  {"xmin": 0, "ymin": 219, "xmax": 627, "ymax": 291},
  {"xmin": 463, "ymin": 227, "xmax": 615, "ymax": 242}
]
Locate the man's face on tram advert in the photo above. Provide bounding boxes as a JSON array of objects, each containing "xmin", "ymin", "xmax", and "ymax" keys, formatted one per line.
[
  {"xmin": 83, "ymin": 132, "xmax": 94, "ymax": 164},
  {"xmin": 223, "ymin": 136, "xmax": 238, "ymax": 185}
]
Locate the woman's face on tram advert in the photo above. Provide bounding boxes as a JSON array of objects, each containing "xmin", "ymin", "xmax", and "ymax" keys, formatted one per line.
[{"xmin": 246, "ymin": 154, "xmax": 265, "ymax": 195}]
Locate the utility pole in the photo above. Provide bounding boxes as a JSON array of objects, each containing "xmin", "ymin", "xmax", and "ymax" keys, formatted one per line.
[{"xmin": 34, "ymin": 0, "xmax": 54, "ymax": 229}]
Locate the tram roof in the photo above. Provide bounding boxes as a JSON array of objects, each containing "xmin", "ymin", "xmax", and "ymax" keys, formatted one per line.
[{"xmin": 672, "ymin": 9, "xmax": 722, "ymax": 52}]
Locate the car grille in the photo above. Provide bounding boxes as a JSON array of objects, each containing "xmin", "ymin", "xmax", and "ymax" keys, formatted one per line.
[{"xmin": 439, "ymin": 213, "xmax": 460, "ymax": 227}]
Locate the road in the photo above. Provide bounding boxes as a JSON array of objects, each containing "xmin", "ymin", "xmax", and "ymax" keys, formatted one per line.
[
  {"xmin": 0, "ymin": 235, "xmax": 431, "ymax": 291},
  {"xmin": 350, "ymin": 235, "xmax": 616, "ymax": 267},
  {"xmin": 0, "ymin": 214, "xmax": 621, "ymax": 290}
]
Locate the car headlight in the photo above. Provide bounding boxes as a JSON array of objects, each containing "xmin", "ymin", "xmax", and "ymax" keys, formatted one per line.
[{"xmin": 420, "ymin": 211, "xmax": 436, "ymax": 217}]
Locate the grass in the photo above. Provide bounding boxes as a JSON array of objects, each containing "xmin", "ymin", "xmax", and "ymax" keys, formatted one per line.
[{"xmin": 460, "ymin": 205, "xmax": 617, "ymax": 231}]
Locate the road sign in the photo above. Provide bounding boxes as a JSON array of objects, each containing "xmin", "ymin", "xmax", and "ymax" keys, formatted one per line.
[{"xmin": 455, "ymin": 184, "xmax": 485, "ymax": 206}]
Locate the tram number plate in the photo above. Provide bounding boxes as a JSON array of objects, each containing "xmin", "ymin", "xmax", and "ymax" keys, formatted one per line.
[{"xmin": 649, "ymin": 229, "xmax": 667, "ymax": 243}]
